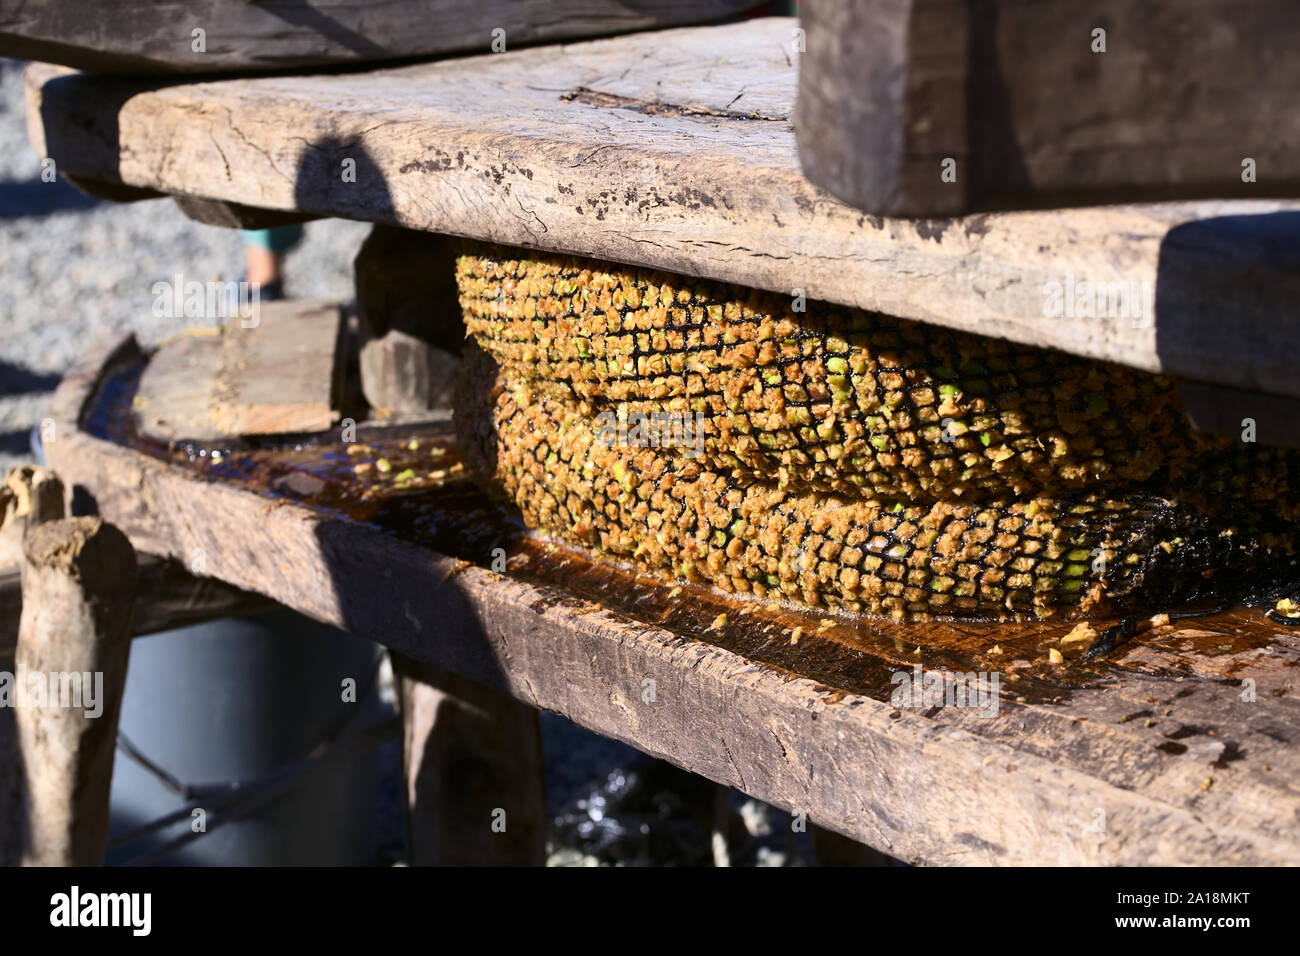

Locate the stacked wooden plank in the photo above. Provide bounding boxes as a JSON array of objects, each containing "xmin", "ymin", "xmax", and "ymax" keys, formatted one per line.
[
  {"xmin": 132, "ymin": 302, "xmax": 345, "ymax": 442},
  {"xmin": 22, "ymin": 20, "xmax": 1300, "ymax": 421}
]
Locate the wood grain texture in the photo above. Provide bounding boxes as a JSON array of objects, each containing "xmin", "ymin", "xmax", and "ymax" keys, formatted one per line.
[
  {"xmin": 13, "ymin": 518, "xmax": 136, "ymax": 866},
  {"xmin": 393, "ymin": 653, "xmax": 547, "ymax": 866},
  {"xmin": 0, "ymin": 0, "xmax": 757, "ymax": 73},
  {"xmin": 210, "ymin": 301, "xmax": 345, "ymax": 436},
  {"xmin": 133, "ymin": 332, "xmax": 224, "ymax": 443},
  {"xmin": 24, "ymin": 21, "xmax": 1300, "ymax": 402},
  {"xmin": 796, "ymin": 0, "xmax": 1300, "ymax": 215},
  {"xmin": 796, "ymin": 0, "xmax": 966, "ymax": 216},
  {"xmin": 40, "ymin": 333, "xmax": 1300, "ymax": 865}
]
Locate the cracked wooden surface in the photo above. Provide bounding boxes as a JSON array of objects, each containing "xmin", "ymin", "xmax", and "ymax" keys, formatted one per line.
[{"xmin": 23, "ymin": 19, "xmax": 1300, "ymax": 402}]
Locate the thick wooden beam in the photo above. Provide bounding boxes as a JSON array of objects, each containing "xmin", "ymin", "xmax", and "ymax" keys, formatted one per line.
[
  {"xmin": 796, "ymin": 0, "xmax": 1300, "ymax": 216},
  {"xmin": 11, "ymin": 518, "xmax": 137, "ymax": 866},
  {"xmin": 392, "ymin": 653, "xmax": 546, "ymax": 866},
  {"xmin": 40, "ymin": 333, "xmax": 1300, "ymax": 866},
  {"xmin": 0, "ymin": 0, "xmax": 756, "ymax": 73},
  {"xmin": 24, "ymin": 23, "xmax": 1300, "ymax": 402}
]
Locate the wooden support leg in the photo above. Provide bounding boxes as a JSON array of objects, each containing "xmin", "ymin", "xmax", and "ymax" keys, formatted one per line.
[
  {"xmin": 391, "ymin": 652, "xmax": 546, "ymax": 866},
  {"xmin": 13, "ymin": 517, "xmax": 137, "ymax": 866},
  {"xmin": 354, "ymin": 225, "xmax": 465, "ymax": 414}
]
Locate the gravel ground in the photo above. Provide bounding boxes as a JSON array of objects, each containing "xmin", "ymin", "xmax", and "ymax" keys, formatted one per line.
[{"xmin": 0, "ymin": 56, "xmax": 820, "ymax": 865}]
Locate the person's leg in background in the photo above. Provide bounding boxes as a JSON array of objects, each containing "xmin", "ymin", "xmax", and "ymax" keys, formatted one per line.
[{"xmin": 242, "ymin": 225, "xmax": 304, "ymax": 301}]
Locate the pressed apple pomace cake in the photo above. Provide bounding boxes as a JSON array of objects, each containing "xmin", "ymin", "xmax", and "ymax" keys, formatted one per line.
[{"xmin": 451, "ymin": 250, "xmax": 1300, "ymax": 620}]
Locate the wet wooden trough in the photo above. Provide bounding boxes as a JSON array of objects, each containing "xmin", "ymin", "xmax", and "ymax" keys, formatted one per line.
[{"xmin": 40, "ymin": 332, "xmax": 1300, "ymax": 866}]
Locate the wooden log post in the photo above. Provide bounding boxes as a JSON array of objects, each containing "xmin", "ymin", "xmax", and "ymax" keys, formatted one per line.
[
  {"xmin": 13, "ymin": 517, "xmax": 137, "ymax": 866},
  {"xmin": 391, "ymin": 652, "xmax": 547, "ymax": 866},
  {"xmin": 354, "ymin": 226, "xmax": 465, "ymax": 415}
]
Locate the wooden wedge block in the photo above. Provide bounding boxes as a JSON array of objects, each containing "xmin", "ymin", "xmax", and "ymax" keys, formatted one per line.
[
  {"xmin": 132, "ymin": 331, "xmax": 226, "ymax": 443},
  {"xmin": 354, "ymin": 226, "xmax": 464, "ymax": 415},
  {"xmin": 796, "ymin": 0, "xmax": 1300, "ymax": 215},
  {"xmin": 133, "ymin": 302, "xmax": 345, "ymax": 442},
  {"xmin": 210, "ymin": 300, "xmax": 346, "ymax": 437}
]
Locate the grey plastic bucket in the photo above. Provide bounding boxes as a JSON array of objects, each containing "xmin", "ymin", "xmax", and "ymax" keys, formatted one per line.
[
  {"xmin": 33, "ymin": 419, "xmax": 398, "ymax": 865},
  {"xmin": 106, "ymin": 609, "xmax": 396, "ymax": 866}
]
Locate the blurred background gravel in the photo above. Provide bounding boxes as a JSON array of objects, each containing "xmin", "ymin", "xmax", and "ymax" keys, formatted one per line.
[{"xmin": 0, "ymin": 56, "xmax": 824, "ymax": 866}]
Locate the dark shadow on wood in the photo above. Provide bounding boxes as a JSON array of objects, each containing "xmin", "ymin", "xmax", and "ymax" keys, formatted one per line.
[
  {"xmin": 966, "ymin": 0, "xmax": 1031, "ymax": 209},
  {"xmin": 292, "ymin": 139, "xmax": 547, "ymax": 865},
  {"xmin": 257, "ymin": 2, "xmax": 389, "ymax": 58},
  {"xmin": 392, "ymin": 654, "xmax": 546, "ymax": 866},
  {"xmin": 36, "ymin": 71, "xmax": 190, "ymax": 191}
]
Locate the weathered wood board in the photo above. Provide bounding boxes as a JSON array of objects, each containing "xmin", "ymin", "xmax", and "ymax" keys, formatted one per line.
[
  {"xmin": 210, "ymin": 300, "xmax": 345, "ymax": 437},
  {"xmin": 133, "ymin": 303, "xmax": 345, "ymax": 441},
  {"xmin": 795, "ymin": 0, "xmax": 1300, "ymax": 216},
  {"xmin": 24, "ymin": 21, "xmax": 1300, "ymax": 406},
  {"xmin": 41, "ymin": 332, "xmax": 1300, "ymax": 865},
  {"xmin": 0, "ymin": 0, "xmax": 757, "ymax": 73},
  {"xmin": 132, "ymin": 331, "xmax": 225, "ymax": 442}
]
